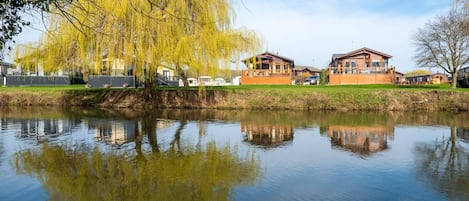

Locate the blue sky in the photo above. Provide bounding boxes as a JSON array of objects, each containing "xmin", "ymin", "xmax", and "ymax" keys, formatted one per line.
[
  {"xmin": 234, "ymin": 0, "xmax": 454, "ymax": 73},
  {"xmin": 10, "ymin": 0, "xmax": 454, "ymax": 73}
]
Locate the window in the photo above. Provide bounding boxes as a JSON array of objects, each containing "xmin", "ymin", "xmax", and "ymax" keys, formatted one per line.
[
  {"xmin": 345, "ymin": 62, "xmax": 350, "ymax": 67},
  {"xmin": 163, "ymin": 70, "xmax": 170, "ymax": 80},
  {"xmin": 372, "ymin": 62, "xmax": 380, "ymax": 67},
  {"xmin": 352, "ymin": 61, "xmax": 356, "ymax": 68},
  {"xmin": 383, "ymin": 59, "xmax": 389, "ymax": 67}
]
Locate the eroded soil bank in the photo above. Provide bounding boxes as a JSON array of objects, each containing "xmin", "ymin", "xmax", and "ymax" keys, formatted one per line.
[{"xmin": 0, "ymin": 89, "xmax": 468, "ymax": 111}]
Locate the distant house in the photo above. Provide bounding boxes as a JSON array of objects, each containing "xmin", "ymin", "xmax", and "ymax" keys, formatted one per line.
[
  {"xmin": 395, "ymin": 71, "xmax": 405, "ymax": 85},
  {"xmin": 88, "ymin": 58, "xmax": 178, "ymax": 88},
  {"xmin": 241, "ymin": 52, "xmax": 294, "ymax": 85},
  {"xmin": 1, "ymin": 62, "xmax": 15, "ymax": 86},
  {"xmin": 0, "ymin": 62, "xmax": 15, "ymax": 76},
  {"xmin": 292, "ymin": 65, "xmax": 321, "ymax": 85},
  {"xmin": 327, "ymin": 47, "xmax": 396, "ymax": 85},
  {"xmin": 406, "ymin": 73, "xmax": 449, "ymax": 85},
  {"xmin": 457, "ymin": 66, "xmax": 469, "ymax": 88},
  {"xmin": 292, "ymin": 65, "xmax": 321, "ymax": 77}
]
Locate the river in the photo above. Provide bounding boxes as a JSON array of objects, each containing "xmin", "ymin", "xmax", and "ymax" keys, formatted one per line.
[{"xmin": 0, "ymin": 107, "xmax": 468, "ymax": 201}]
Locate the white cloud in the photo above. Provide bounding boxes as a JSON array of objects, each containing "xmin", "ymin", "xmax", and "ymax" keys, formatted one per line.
[{"xmin": 234, "ymin": 0, "xmax": 452, "ymax": 73}]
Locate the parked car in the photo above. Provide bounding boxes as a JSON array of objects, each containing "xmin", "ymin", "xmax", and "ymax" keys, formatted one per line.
[{"xmin": 303, "ymin": 75, "xmax": 320, "ymax": 85}]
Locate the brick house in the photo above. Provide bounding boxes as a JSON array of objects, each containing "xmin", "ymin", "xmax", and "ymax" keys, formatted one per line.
[
  {"xmin": 241, "ymin": 52, "xmax": 294, "ymax": 85},
  {"xmin": 327, "ymin": 47, "xmax": 396, "ymax": 85}
]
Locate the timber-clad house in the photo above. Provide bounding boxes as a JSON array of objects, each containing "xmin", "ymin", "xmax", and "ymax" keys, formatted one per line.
[
  {"xmin": 406, "ymin": 73, "xmax": 449, "ymax": 85},
  {"xmin": 328, "ymin": 47, "xmax": 396, "ymax": 85},
  {"xmin": 241, "ymin": 52, "xmax": 295, "ymax": 85}
]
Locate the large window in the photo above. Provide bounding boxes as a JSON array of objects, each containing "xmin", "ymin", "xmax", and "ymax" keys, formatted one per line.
[{"xmin": 372, "ymin": 61, "xmax": 380, "ymax": 67}]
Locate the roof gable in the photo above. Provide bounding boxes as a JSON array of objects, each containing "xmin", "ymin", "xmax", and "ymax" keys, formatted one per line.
[
  {"xmin": 294, "ymin": 65, "xmax": 321, "ymax": 72},
  {"xmin": 336, "ymin": 47, "xmax": 392, "ymax": 60},
  {"xmin": 243, "ymin": 51, "xmax": 294, "ymax": 63}
]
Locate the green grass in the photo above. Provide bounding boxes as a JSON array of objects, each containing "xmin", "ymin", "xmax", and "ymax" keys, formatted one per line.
[
  {"xmin": 0, "ymin": 85, "xmax": 87, "ymax": 92},
  {"xmin": 0, "ymin": 83, "xmax": 465, "ymax": 93}
]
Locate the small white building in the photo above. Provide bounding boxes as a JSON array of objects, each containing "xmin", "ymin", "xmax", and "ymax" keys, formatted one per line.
[{"xmin": 232, "ymin": 76, "xmax": 241, "ymax": 86}]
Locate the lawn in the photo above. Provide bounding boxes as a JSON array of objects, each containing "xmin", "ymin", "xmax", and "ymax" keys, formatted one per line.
[
  {"xmin": 0, "ymin": 83, "xmax": 464, "ymax": 94},
  {"xmin": 0, "ymin": 85, "xmax": 88, "ymax": 92}
]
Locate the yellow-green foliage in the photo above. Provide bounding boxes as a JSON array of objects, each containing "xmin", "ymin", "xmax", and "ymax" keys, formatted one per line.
[
  {"xmin": 14, "ymin": 143, "xmax": 260, "ymax": 201},
  {"xmin": 15, "ymin": 0, "xmax": 260, "ymax": 81}
]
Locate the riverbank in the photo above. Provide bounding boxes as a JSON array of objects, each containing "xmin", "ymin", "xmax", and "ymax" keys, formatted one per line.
[{"xmin": 1, "ymin": 85, "xmax": 469, "ymax": 111}]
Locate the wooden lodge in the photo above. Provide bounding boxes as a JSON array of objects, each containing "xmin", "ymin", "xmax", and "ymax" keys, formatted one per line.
[
  {"xmin": 241, "ymin": 52, "xmax": 294, "ymax": 85},
  {"xmin": 406, "ymin": 73, "xmax": 449, "ymax": 85},
  {"xmin": 327, "ymin": 47, "xmax": 396, "ymax": 85}
]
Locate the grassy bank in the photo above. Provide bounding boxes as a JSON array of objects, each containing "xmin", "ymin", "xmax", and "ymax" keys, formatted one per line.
[{"xmin": 1, "ymin": 84, "xmax": 469, "ymax": 111}]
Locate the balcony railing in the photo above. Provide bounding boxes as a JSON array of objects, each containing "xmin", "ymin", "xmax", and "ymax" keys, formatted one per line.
[
  {"xmin": 242, "ymin": 69, "xmax": 292, "ymax": 77},
  {"xmin": 328, "ymin": 67, "xmax": 394, "ymax": 75}
]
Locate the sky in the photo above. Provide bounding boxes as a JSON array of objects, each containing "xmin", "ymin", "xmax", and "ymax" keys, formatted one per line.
[
  {"xmin": 10, "ymin": 0, "xmax": 454, "ymax": 73},
  {"xmin": 233, "ymin": 0, "xmax": 454, "ymax": 73}
]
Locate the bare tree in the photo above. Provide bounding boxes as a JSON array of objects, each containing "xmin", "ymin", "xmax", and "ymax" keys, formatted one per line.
[{"xmin": 413, "ymin": 8, "xmax": 469, "ymax": 88}]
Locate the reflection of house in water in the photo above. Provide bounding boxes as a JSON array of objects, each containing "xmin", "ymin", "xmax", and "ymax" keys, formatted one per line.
[
  {"xmin": 0, "ymin": 118, "xmax": 6, "ymax": 131},
  {"xmin": 325, "ymin": 126, "xmax": 394, "ymax": 156},
  {"xmin": 88, "ymin": 119, "xmax": 138, "ymax": 145},
  {"xmin": 457, "ymin": 128, "xmax": 469, "ymax": 142},
  {"xmin": 88, "ymin": 118, "xmax": 174, "ymax": 145},
  {"xmin": 241, "ymin": 123, "xmax": 294, "ymax": 148},
  {"xmin": 14, "ymin": 119, "xmax": 80, "ymax": 138}
]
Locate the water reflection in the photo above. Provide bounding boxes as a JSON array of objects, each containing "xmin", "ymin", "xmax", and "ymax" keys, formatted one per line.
[
  {"xmin": 14, "ymin": 143, "xmax": 260, "ymax": 201},
  {"xmin": 241, "ymin": 122, "xmax": 293, "ymax": 148},
  {"xmin": 17, "ymin": 119, "xmax": 80, "ymax": 140},
  {"xmin": 415, "ymin": 126, "xmax": 469, "ymax": 200},
  {"xmin": 3, "ymin": 107, "xmax": 469, "ymax": 201},
  {"xmin": 6, "ymin": 108, "xmax": 261, "ymax": 201},
  {"xmin": 457, "ymin": 127, "xmax": 469, "ymax": 142},
  {"xmin": 324, "ymin": 125, "xmax": 393, "ymax": 156}
]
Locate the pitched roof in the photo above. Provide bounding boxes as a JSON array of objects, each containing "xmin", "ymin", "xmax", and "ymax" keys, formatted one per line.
[
  {"xmin": 335, "ymin": 47, "xmax": 392, "ymax": 60},
  {"xmin": 294, "ymin": 65, "xmax": 321, "ymax": 72},
  {"xmin": 242, "ymin": 51, "xmax": 294, "ymax": 63},
  {"xmin": 332, "ymin": 54, "xmax": 345, "ymax": 60}
]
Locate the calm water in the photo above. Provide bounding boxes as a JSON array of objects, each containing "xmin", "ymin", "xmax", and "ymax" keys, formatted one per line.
[{"xmin": 0, "ymin": 107, "xmax": 468, "ymax": 201}]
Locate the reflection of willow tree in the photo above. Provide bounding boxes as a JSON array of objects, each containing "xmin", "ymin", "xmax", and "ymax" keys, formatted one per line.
[
  {"xmin": 142, "ymin": 111, "xmax": 159, "ymax": 154},
  {"xmin": 14, "ymin": 143, "xmax": 260, "ymax": 201},
  {"xmin": 415, "ymin": 126, "xmax": 469, "ymax": 200},
  {"xmin": 170, "ymin": 114, "xmax": 188, "ymax": 152}
]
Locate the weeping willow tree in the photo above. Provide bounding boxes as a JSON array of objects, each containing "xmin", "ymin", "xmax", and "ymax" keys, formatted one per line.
[
  {"xmin": 14, "ymin": 0, "xmax": 260, "ymax": 87},
  {"xmin": 14, "ymin": 142, "xmax": 260, "ymax": 201}
]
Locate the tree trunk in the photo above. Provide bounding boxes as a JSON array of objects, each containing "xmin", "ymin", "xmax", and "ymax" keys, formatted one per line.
[
  {"xmin": 451, "ymin": 71, "xmax": 458, "ymax": 89},
  {"xmin": 177, "ymin": 68, "xmax": 189, "ymax": 87}
]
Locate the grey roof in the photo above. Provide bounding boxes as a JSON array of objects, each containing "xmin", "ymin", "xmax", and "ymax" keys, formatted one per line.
[
  {"xmin": 332, "ymin": 54, "xmax": 345, "ymax": 60},
  {"xmin": 293, "ymin": 65, "xmax": 321, "ymax": 72}
]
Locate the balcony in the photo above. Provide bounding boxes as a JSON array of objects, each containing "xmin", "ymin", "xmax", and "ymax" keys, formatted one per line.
[{"xmin": 242, "ymin": 69, "xmax": 292, "ymax": 77}]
